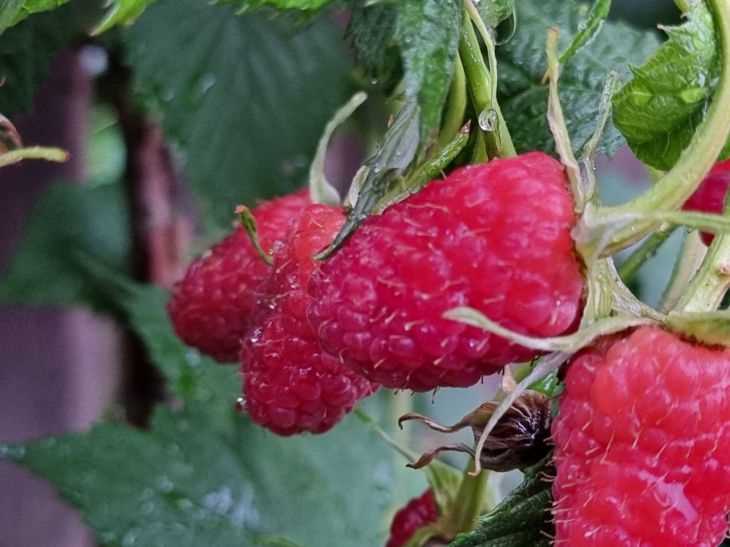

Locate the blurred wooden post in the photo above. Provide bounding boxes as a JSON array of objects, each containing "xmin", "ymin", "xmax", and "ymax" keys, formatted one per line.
[{"xmin": 0, "ymin": 49, "xmax": 121, "ymax": 547}]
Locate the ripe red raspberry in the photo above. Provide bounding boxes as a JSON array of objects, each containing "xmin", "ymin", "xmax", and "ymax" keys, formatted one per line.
[
  {"xmin": 308, "ymin": 152, "xmax": 584, "ymax": 391},
  {"xmin": 683, "ymin": 159, "xmax": 730, "ymax": 245},
  {"xmin": 242, "ymin": 204, "xmax": 377, "ymax": 435},
  {"xmin": 553, "ymin": 326, "xmax": 730, "ymax": 546},
  {"xmin": 386, "ymin": 490, "xmax": 440, "ymax": 547},
  {"xmin": 167, "ymin": 190, "xmax": 309, "ymax": 362}
]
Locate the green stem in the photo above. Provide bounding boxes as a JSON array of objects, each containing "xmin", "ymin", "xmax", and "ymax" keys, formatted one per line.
[
  {"xmin": 660, "ymin": 231, "xmax": 707, "ymax": 312},
  {"xmin": 448, "ymin": 465, "xmax": 488, "ymax": 537},
  {"xmin": 458, "ymin": 11, "xmax": 514, "ymax": 160},
  {"xmin": 618, "ymin": 226, "xmax": 677, "ymax": 282},
  {"xmin": 465, "ymin": 0, "xmax": 516, "ymax": 157},
  {"xmin": 0, "ymin": 146, "xmax": 68, "ymax": 168},
  {"xmin": 577, "ymin": 0, "xmax": 730, "ymax": 257},
  {"xmin": 677, "ymin": 200, "xmax": 730, "ymax": 312},
  {"xmin": 438, "ymin": 55, "xmax": 467, "ymax": 149}
]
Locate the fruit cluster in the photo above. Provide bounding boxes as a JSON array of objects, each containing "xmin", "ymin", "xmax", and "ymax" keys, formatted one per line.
[
  {"xmin": 168, "ymin": 152, "xmax": 584, "ymax": 434},
  {"xmin": 168, "ymin": 153, "xmax": 730, "ymax": 545}
]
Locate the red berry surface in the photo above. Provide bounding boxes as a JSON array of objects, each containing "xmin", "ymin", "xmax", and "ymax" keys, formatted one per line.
[
  {"xmin": 683, "ymin": 159, "xmax": 730, "ymax": 245},
  {"xmin": 167, "ymin": 190, "xmax": 309, "ymax": 362},
  {"xmin": 553, "ymin": 326, "xmax": 730, "ymax": 546},
  {"xmin": 242, "ymin": 204, "xmax": 377, "ymax": 435},
  {"xmin": 308, "ymin": 152, "xmax": 584, "ymax": 391},
  {"xmin": 386, "ymin": 490, "xmax": 439, "ymax": 547}
]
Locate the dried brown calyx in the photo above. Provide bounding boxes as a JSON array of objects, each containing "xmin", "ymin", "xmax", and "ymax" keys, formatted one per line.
[{"xmin": 399, "ymin": 390, "xmax": 552, "ymax": 472}]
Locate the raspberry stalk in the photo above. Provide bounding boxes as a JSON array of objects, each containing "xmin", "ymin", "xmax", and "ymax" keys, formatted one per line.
[
  {"xmin": 458, "ymin": 5, "xmax": 515, "ymax": 159},
  {"xmin": 676, "ymin": 195, "xmax": 730, "ymax": 313}
]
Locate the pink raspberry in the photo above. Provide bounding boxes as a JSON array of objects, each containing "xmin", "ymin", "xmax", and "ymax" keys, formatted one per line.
[
  {"xmin": 308, "ymin": 152, "xmax": 584, "ymax": 391},
  {"xmin": 683, "ymin": 159, "xmax": 730, "ymax": 245},
  {"xmin": 552, "ymin": 326, "xmax": 730, "ymax": 546},
  {"xmin": 242, "ymin": 204, "xmax": 377, "ymax": 435},
  {"xmin": 386, "ymin": 490, "xmax": 439, "ymax": 547},
  {"xmin": 167, "ymin": 190, "xmax": 309, "ymax": 362}
]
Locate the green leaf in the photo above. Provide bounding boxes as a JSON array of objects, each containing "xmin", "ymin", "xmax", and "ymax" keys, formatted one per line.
[
  {"xmin": 448, "ymin": 461, "xmax": 553, "ymax": 547},
  {"xmin": 0, "ymin": 0, "xmax": 68, "ymax": 32},
  {"xmin": 347, "ymin": 0, "xmax": 462, "ymax": 140},
  {"xmin": 2, "ymin": 274, "xmax": 423, "ymax": 546},
  {"xmin": 396, "ymin": 0, "xmax": 462, "ymax": 141},
  {"xmin": 497, "ymin": 0, "xmax": 660, "ymax": 155},
  {"xmin": 124, "ymin": 0, "xmax": 350, "ymax": 230},
  {"xmin": 613, "ymin": 1, "xmax": 723, "ymax": 170},
  {"xmin": 92, "ymin": 0, "xmax": 155, "ymax": 34},
  {"xmin": 0, "ymin": 0, "xmax": 101, "ymax": 114},
  {"xmin": 0, "ymin": 181, "xmax": 131, "ymax": 310},
  {"xmin": 4, "ymin": 403, "xmax": 413, "ymax": 547}
]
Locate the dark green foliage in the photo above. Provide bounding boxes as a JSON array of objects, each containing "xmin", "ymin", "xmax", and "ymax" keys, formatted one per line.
[
  {"xmin": 498, "ymin": 0, "xmax": 660, "ymax": 155},
  {"xmin": 124, "ymin": 0, "xmax": 351, "ymax": 230}
]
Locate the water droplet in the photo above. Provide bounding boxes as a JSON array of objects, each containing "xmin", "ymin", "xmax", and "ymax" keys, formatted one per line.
[
  {"xmin": 478, "ymin": 109, "xmax": 498, "ymax": 132},
  {"xmin": 235, "ymin": 397, "xmax": 246, "ymax": 413},
  {"xmin": 198, "ymin": 73, "xmax": 217, "ymax": 96},
  {"xmin": 122, "ymin": 530, "xmax": 138, "ymax": 546},
  {"xmin": 157, "ymin": 476, "xmax": 175, "ymax": 493}
]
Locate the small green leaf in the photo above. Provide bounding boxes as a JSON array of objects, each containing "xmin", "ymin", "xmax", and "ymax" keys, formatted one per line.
[
  {"xmin": 396, "ymin": 0, "xmax": 462, "ymax": 141},
  {"xmin": 92, "ymin": 0, "xmax": 155, "ymax": 34},
  {"xmin": 449, "ymin": 460, "xmax": 554, "ymax": 547},
  {"xmin": 498, "ymin": 0, "xmax": 660, "ymax": 155},
  {"xmin": 613, "ymin": 1, "xmax": 723, "ymax": 170}
]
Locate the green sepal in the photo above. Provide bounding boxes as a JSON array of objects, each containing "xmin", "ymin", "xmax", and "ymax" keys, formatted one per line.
[
  {"xmin": 316, "ymin": 100, "xmax": 420, "ymax": 259},
  {"xmin": 309, "ymin": 92, "xmax": 367, "ymax": 206},
  {"xmin": 666, "ymin": 310, "xmax": 730, "ymax": 347},
  {"xmin": 374, "ymin": 126, "xmax": 470, "ymax": 214}
]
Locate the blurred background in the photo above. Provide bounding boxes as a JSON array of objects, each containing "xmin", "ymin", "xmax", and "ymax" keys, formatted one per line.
[{"xmin": 0, "ymin": 1, "xmax": 681, "ymax": 546}]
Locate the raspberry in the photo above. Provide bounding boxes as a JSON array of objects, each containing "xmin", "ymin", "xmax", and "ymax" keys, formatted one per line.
[
  {"xmin": 386, "ymin": 490, "xmax": 440, "ymax": 547},
  {"xmin": 242, "ymin": 204, "xmax": 377, "ymax": 435},
  {"xmin": 552, "ymin": 326, "xmax": 730, "ymax": 546},
  {"xmin": 308, "ymin": 152, "xmax": 584, "ymax": 391},
  {"xmin": 683, "ymin": 159, "xmax": 730, "ymax": 245},
  {"xmin": 167, "ymin": 190, "xmax": 309, "ymax": 362}
]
